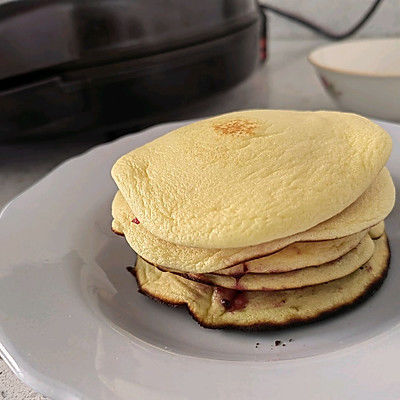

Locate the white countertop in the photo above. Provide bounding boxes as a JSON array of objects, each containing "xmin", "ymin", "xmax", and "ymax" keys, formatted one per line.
[{"xmin": 0, "ymin": 38, "xmax": 336, "ymax": 399}]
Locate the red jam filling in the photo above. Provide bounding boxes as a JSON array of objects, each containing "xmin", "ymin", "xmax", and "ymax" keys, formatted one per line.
[{"xmin": 216, "ymin": 287, "xmax": 248, "ymax": 312}]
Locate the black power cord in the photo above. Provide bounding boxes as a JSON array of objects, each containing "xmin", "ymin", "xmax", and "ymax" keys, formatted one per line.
[{"xmin": 259, "ymin": 0, "xmax": 385, "ymax": 40}]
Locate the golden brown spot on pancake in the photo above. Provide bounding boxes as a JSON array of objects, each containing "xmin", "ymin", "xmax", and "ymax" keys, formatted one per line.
[
  {"xmin": 213, "ymin": 119, "xmax": 259, "ymax": 136},
  {"xmin": 111, "ymin": 227, "xmax": 125, "ymax": 237}
]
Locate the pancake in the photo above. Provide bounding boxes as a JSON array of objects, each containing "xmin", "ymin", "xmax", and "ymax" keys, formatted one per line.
[
  {"xmin": 112, "ymin": 110, "xmax": 391, "ymax": 248},
  {"xmin": 134, "ymin": 234, "xmax": 389, "ymax": 329},
  {"xmin": 160, "ymin": 234, "xmax": 375, "ymax": 291},
  {"xmin": 369, "ymin": 221, "xmax": 385, "ymax": 239},
  {"xmin": 215, "ymin": 230, "xmax": 367, "ymax": 275},
  {"xmin": 112, "ymin": 168, "xmax": 394, "ymax": 273}
]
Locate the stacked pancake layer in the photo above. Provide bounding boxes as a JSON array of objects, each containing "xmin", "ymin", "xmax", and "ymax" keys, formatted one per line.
[{"xmin": 111, "ymin": 110, "xmax": 395, "ymax": 329}]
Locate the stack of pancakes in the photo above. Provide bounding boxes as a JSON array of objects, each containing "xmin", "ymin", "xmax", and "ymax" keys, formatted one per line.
[{"xmin": 111, "ymin": 110, "xmax": 395, "ymax": 329}]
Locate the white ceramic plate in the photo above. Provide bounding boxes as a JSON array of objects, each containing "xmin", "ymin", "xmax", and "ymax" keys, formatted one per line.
[{"xmin": 1, "ymin": 119, "xmax": 400, "ymax": 400}]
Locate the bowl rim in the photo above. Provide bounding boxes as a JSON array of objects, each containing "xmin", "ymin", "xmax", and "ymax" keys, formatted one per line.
[{"xmin": 308, "ymin": 38, "xmax": 400, "ymax": 78}]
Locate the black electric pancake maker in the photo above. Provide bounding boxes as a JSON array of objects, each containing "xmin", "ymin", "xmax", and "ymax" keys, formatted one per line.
[{"xmin": 0, "ymin": 0, "xmax": 263, "ymax": 139}]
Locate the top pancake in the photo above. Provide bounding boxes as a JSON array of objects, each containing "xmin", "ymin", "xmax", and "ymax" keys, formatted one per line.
[{"xmin": 112, "ymin": 110, "xmax": 391, "ymax": 248}]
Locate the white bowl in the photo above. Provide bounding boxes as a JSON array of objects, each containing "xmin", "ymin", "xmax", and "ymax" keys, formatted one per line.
[{"xmin": 308, "ymin": 38, "xmax": 400, "ymax": 121}]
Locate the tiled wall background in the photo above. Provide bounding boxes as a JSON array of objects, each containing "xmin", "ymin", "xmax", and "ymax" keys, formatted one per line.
[{"xmin": 263, "ymin": 0, "xmax": 400, "ymax": 38}]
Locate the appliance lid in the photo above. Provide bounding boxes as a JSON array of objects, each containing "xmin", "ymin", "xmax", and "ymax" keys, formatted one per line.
[{"xmin": 0, "ymin": 0, "xmax": 259, "ymax": 80}]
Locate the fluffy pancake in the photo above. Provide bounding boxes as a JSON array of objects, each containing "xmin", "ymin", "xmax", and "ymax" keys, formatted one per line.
[
  {"xmin": 215, "ymin": 230, "xmax": 367, "ymax": 275},
  {"xmin": 112, "ymin": 110, "xmax": 391, "ymax": 248},
  {"xmin": 369, "ymin": 221, "xmax": 385, "ymax": 239},
  {"xmin": 134, "ymin": 234, "xmax": 389, "ymax": 329},
  {"xmin": 172, "ymin": 235, "xmax": 374, "ymax": 291},
  {"xmin": 112, "ymin": 168, "xmax": 394, "ymax": 273}
]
